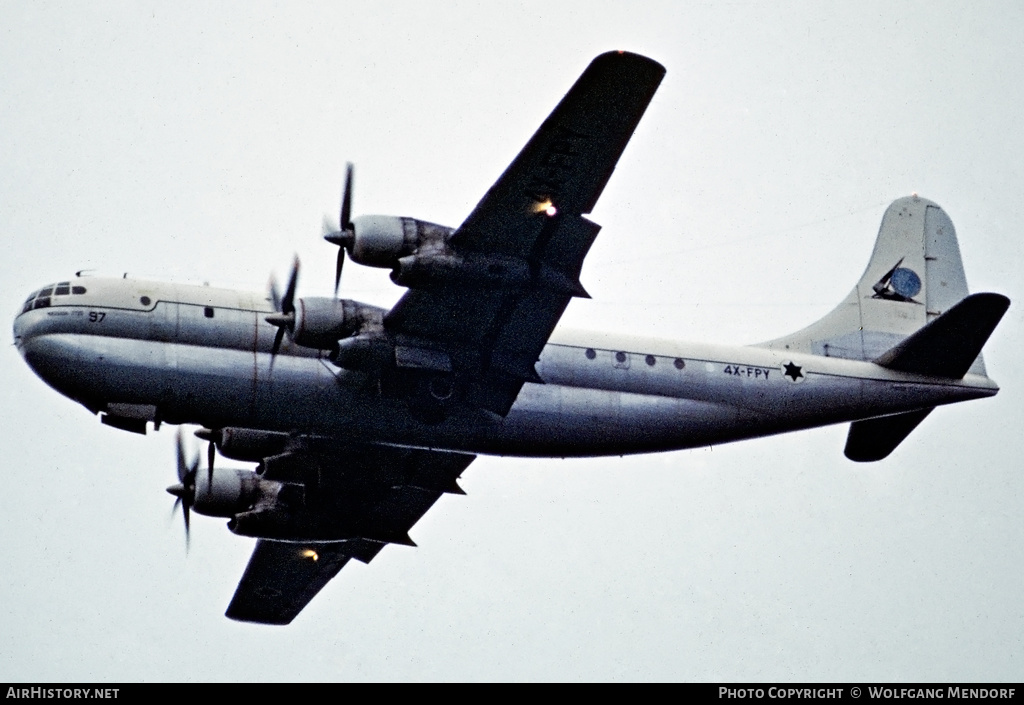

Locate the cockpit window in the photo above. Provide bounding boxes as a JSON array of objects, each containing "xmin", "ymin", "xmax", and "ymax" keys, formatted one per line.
[{"xmin": 20, "ymin": 282, "xmax": 87, "ymax": 314}]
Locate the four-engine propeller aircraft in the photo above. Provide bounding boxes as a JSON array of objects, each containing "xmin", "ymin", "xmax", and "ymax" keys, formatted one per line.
[{"xmin": 14, "ymin": 52, "xmax": 1008, "ymax": 624}]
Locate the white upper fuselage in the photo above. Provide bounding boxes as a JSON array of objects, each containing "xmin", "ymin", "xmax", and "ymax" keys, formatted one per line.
[{"xmin": 14, "ymin": 276, "xmax": 998, "ymax": 457}]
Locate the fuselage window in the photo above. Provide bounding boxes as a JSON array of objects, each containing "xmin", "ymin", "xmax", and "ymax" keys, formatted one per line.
[
  {"xmin": 24, "ymin": 292, "xmax": 37, "ymax": 304},
  {"xmin": 55, "ymin": 284, "xmax": 70, "ymax": 296},
  {"xmin": 585, "ymin": 348, "xmax": 596, "ymax": 360},
  {"xmin": 72, "ymin": 286, "xmax": 87, "ymax": 295},
  {"xmin": 140, "ymin": 296, "xmax": 151, "ymax": 306},
  {"xmin": 33, "ymin": 297, "xmax": 51, "ymax": 309},
  {"xmin": 38, "ymin": 287, "xmax": 53, "ymax": 297},
  {"xmin": 674, "ymin": 358, "xmax": 685, "ymax": 370},
  {"xmin": 645, "ymin": 354, "xmax": 656, "ymax": 366},
  {"xmin": 204, "ymin": 307, "xmax": 214, "ymax": 318}
]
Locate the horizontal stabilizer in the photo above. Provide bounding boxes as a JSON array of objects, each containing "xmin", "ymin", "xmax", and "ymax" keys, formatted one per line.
[
  {"xmin": 844, "ymin": 408, "xmax": 934, "ymax": 462},
  {"xmin": 873, "ymin": 293, "xmax": 1010, "ymax": 378}
]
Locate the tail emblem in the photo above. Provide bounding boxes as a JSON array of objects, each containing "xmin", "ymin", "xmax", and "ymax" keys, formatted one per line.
[{"xmin": 872, "ymin": 258, "xmax": 922, "ymax": 303}]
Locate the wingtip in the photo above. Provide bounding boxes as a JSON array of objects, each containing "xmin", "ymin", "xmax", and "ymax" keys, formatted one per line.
[
  {"xmin": 594, "ymin": 50, "xmax": 666, "ymax": 75},
  {"xmin": 224, "ymin": 607, "xmax": 293, "ymax": 626}
]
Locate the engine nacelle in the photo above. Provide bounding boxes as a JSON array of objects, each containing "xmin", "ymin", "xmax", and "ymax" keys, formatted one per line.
[
  {"xmin": 391, "ymin": 253, "xmax": 529, "ymax": 289},
  {"xmin": 349, "ymin": 215, "xmax": 453, "ymax": 269},
  {"xmin": 292, "ymin": 298, "xmax": 385, "ymax": 350},
  {"xmin": 217, "ymin": 427, "xmax": 290, "ymax": 462},
  {"xmin": 193, "ymin": 468, "xmax": 268, "ymax": 518},
  {"xmin": 227, "ymin": 507, "xmax": 334, "ymax": 542},
  {"xmin": 329, "ymin": 334, "xmax": 394, "ymax": 371},
  {"xmin": 391, "ymin": 253, "xmax": 589, "ymax": 297},
  {"xmin": 228, "ymin": 505, "xmax": 413, "ymax": 545}
]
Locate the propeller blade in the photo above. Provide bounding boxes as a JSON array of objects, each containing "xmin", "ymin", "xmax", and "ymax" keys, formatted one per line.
[
  {"xmin": 282, "ymin": 257, "xmax": 299, "ymax": 315},
  {"xmin": 169, "ymin": 432, "xmax": 198, "ymax": 551},
  {"xmin": 182, "ymin": 496, "xmax": 191, "ymax": 548},
  {"xmin": 271, "ymin": 325, "xmax": 286, "ymax": 358},
  {"xmin": 266, "ymin": 257, "xmax": 299, "ymax": 367},
  {"xmin": 268, "ymin": 275, "xmax": 281, "ymax": 313},
  {"xmin": 340, "ymin": 162, "xmax": 353, "ymax": 230},
  {"xmin": 207, "ymin": 438, "xmax": 216, "ymax": 486},
  {"xmin": 334, "ymin": 247, "xmax": 345, "ymax": 296},
  {"xmin": 176, "ymin": 429, "xmax": 188, "ymax": 482},
  {"xmin": 324, "ymin": 164, "xmax": 354, "ymax": 296},
  {"xmin": 182, "ymin": 466, "xmax": 196, "ymax": 549}
]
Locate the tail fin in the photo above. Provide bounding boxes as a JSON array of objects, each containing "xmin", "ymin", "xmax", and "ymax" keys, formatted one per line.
[{"xmin": 759, "ymin": 195, "xmax": 991, "ymax": 377}]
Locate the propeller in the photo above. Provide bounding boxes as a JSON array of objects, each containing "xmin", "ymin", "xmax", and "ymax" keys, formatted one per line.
[
  {"xmin": 265, "ymin": 257, "xmax": 300, "ymax": 362},
  {"xmin": 166, "ymin": 428, "xmax": 199, "ymax": 548},
  {"xmin": 323, "ymin": 162, "xmax": 355, "ymax": 295}
]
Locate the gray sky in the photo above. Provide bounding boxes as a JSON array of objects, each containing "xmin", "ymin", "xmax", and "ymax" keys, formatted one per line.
[{"xmin": 2, "ymin": 0, "xmax": 1022, "ymax": 682}]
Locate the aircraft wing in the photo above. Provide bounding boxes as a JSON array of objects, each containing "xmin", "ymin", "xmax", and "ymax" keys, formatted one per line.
[
  {"xmin": 225, "ymin": 445, "xmax": 475, "ymax": 625},
  {"xmin": 383, "ymin": 51, "xmax": 665, "ymax": 416}
]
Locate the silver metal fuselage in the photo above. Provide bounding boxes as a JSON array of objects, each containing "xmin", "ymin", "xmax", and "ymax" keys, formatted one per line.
[{"xmin": 14, "ymin": 277, "xmax": 997, "ymax": 457}]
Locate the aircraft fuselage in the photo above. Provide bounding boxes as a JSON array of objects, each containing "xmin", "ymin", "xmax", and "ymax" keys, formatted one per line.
[{"xmin": 14, "ymin": 276, "xmax": 997, "ymax": 457}]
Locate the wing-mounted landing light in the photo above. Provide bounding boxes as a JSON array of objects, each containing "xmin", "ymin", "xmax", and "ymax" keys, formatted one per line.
[
  {"xmin": 166, "ymin": 428, "xmax": 199, "ymax": 549},
  {"xmin": 322, "ymin": 162, "xmax": 355, "ymax": 295}
]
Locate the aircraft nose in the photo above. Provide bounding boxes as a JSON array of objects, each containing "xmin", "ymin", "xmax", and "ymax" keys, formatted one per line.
[
  {"xmin": 14, "ymin": 284, "xmax": 87, "ymax": 399},
  {"xmin": 14, "ymin": 298, "xmax": 36, "ymax": 352},
  {"xmin": 18, "ymin": 333, "xmax": 86, "ymax": 401},
  {"xmin": 13, "ymin": 286, "xmax": 51, "ymax": 350}
]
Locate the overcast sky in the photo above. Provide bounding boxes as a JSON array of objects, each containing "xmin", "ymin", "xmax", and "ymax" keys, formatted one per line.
[{"xmin": 2, "ymin": 1, "xmax": 1022, "ymax": 682}]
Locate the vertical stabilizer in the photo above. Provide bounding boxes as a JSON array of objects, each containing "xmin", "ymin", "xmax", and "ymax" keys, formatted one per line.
[{"xmin": 759, "ymin": 195, "xmax": 986, "ymax": 376}]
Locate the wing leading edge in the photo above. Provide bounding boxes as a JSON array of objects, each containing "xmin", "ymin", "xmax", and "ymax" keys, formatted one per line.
[{"xmin": 384, "ymin": 51, "xmax": 666, "ymax": 416}]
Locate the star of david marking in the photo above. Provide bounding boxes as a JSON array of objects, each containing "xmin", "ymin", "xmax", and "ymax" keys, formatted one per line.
[{"xmin": 783, "ymin": 361, "xmax": 804, "ymax": 382}]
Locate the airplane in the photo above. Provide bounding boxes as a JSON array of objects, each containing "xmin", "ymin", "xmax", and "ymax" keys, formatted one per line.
[{"xmin": 13, "ymin": 51, "xmax": 1009, "ymax": 625}]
